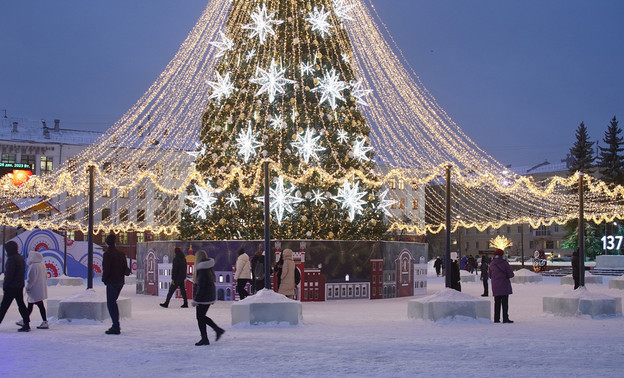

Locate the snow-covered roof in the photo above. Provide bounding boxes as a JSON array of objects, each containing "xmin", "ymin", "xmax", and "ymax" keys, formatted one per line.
[{"xmin": 1, "ymin": 117, "xmax": 102, "ymax": 146}]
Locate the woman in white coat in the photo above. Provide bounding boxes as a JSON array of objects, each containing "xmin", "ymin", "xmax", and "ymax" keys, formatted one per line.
[
  {"xmin": 234, "ymin": 248, "xmax": 251, "ymax": 300},
  {"xmin": 25, "ymin": 251, "xmax": 49, "ymax": 329}
]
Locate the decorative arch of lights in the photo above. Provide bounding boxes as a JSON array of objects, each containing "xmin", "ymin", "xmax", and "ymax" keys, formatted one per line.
[{"xmin": 2, "ymin": 0, "xmax": 623, "ymax": 237}]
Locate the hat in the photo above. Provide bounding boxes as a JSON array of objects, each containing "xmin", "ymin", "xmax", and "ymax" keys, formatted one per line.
[
  {"xmin": 4, "ymin": 241, "xmax": 18, "ymax": 255},
  {"xmin": 105, "ymin": 234, "xmax": 116, "ymax": 246},
  {"xmin": 174, "ymin": 247, "xmax": 182, "ymax": 254},
  {"xmin": 494, "ymin": 249, "xmax": 504, "ymax": 256},
  {"xmin": 237, "ymin": 248, "xmax": 245, "ymax": 256}
]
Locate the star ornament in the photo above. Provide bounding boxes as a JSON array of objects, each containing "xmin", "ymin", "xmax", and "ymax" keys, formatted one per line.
[
  {"xmin": 353, "ymin": 137, "xmax": 373, "ymax": 161},
  {"xmin": 236, "ymin": 123, "xmax": 264, "ymax": 163},
  {"xmin": 311, "ymin": 69, "xmax": 347, "ymax": 110},
  {"xmin": 333, "ymin": 181, "xmax": 368, "ymax": 222},
  {"xmin": 350, "ymin": 80, "xmax": 372, "ymax": 107},
  {"xmin": 377, "ymin": 189, "xmax": 397, "ymax": 217},
  {"xmin": 186, "ymin": 142, "xmax": 207, "ymax": 161},
  {"xmin": 210, "ymin": 31, "xmax": 234, "ymax": 57},
  {"xmin": 311, "ymin": 189, "xmax": 326, "ymax": 205},
  {"xmin": 306, "ymin": 6, "xmax": 333, "ymax": 38},
  {"xmin": 187, "ymin": 183, "xmax": 217, "ymax": 219},
  {"xmin": 242, "ymin": 4, "xmax": 283, "ymax": 45},
  {"xmin": 270, "ymin": 113, "xmax": 286, "ymax": 130},
  {"xmin": 207, "ymin": 71, "xmax": 236, "ymax": 103},
  {"xmin": 301, "ymin": 61, "xmax": 315, "ymax": 75},
  {"xmin": 337, "ymin": 129, "xmax": 350, "ymax": 144},
  {"xmin": 292, "ymin": 127, "xmax": 325, "ymax": 164},
  {"xmin": 256, "ymin": 176, "xmax": 304, "ymax": 225},
  {"xmin": 250, "ymin": 59, "xmax": 295, "ymax": 103},
  {"xmin": 225, "ymin": 193, "xmax": 240, "ymax": 208},
  {"xmin": 333, "ymin": 0, "xmax": 356, "ymax": 21}
]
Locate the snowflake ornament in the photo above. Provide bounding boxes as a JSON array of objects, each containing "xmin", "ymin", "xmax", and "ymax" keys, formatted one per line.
[
  {"xmin": 225, "ymin": 193, "xmax": 240, "ymax": 208},
  {"xmin": 341, "ymin": 53, "xmax": 350, "ymax": 63},
  {"xmin": 250, "ymin": 59, "xmax": 295, "ymax": 103},
  {"xmin": 333, "ymin": 0, "xmax": 356, "ymax": 21},
  {"xmin": 210, "ymin": 32, "xmax": 234, "ymax": 57},
  {"xmin": 245, "ymin": 49, "xmax": 256, "ymax": 62},
  {"xmin": 311, "ymin": 69, "xmax": 347, "ymax": 110},
  {"xmin": 292, "ymin": 127, "xmax": 325, "ymax": 164},
  {"xmin": 337, "ymin": 129, "xmax": 350, "ymax": 144},
  {"xmin": 207, "ymin": 71, "xmax": 236, "ymax": 102},
  {"xmin": 353, "ymin": 137, "xmax": 373, "ymax": 161},
  {"xmin": 311, "ymin": 189, "xmax": 326, "ymax": 205},
  {"xmin": 301, "ymin": 61, "xmax": 315, "ymax": 75},
  {"xmin": 236, "ymin": 123, "xmax": 264, "ymax": 163},
  {"xmin": 377, "ymin": 189, "xmax": 397, "ymax": 217},
  {"xmin": 242, "ymin": 4, "xmax": 283, "ymax": 45},
  {"xmin": 350, "ymin": 80, "xmax": 372, "ymax": 107},
  {"xmin": 333, "ymin": 181, "xmax": 367, "ymax": 222},
  {"xmin": 186, "ymin": 142, "xmax": 207, "ymax": 161},
  {"xmin": 187, "ymin": 183, "xmax": 217, "ymax": 219},
  {"xmin": 306, "ymin": 6, "xmax": 333, "ymax": 37},
  {"xmin": 256, "ymin": 176, "xmax": 303, "ymax": 225},
  {"xmin": 270, "ymin": 113, "xmax": 286, "ymax": 130}
]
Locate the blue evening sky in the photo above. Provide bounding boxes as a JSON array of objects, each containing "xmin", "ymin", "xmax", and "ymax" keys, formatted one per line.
[{"xmin": 1, "ymin": 0, "xmax": 623, "ymax": 168}]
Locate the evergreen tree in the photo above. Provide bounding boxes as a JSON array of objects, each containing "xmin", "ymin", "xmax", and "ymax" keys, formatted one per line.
[
  {"xmin": 597, "ymin": 116, "xmax": 624, "ymax": 185},
  {"xmin": 568, "ymin": 121, "xmax": 595, "ymax": 175},
  {"xmin": 179, "ymin": 1, "xmax": 388, "ymax": 240}
]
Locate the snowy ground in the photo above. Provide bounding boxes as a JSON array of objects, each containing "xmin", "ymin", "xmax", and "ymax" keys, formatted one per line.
[{"xmin": 1, "ymin": 273, "xmax": 623, "ymax": 377}]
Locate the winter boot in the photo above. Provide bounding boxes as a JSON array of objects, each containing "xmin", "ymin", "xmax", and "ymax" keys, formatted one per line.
[
  {"xmin": 181, "ymin": 302, "xmax": 189, "ymax": 308},
  {"xmin": 16, "ymin": 320, "xmax": 24, "ymax": 327},
  {"xmin": 105, "ymin": 327, "xmax": 121, "ymax": 335},
  {"xmin": 195, "ymin": 338, "xmax": 210, "ymax": 346},
  {"xmin": 18, "ymin": 324, "xmax": 31, "ymax": 332},
  {"xmin": 159, "ymin": 303, "xmax": 169, "ymax": 308},
  {"xmin": 37, "ymin": 321, "xmax": 49, "ymax": 329},
  {"xmin": 215, "ymin": 328, "xmax": 225, "ymax": 341}
]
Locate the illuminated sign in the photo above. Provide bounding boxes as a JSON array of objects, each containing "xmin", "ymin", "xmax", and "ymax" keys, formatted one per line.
[{"xmin": 0, "ymin": 162, "xmax": 34, "ymax": 188}]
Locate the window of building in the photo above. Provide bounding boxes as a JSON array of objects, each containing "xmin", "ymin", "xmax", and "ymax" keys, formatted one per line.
[
  {"xmin": 506, "ymin": 226, "xmax": 511, "ymax": 234},
  {"xmin": 101, "ymin": 208, "xmax": 111, "ymax": 221},
  {"xmin": 40, "ymin": 156, "xmax": 53, "ymax": 174},
  {"xmin": 411, "ymin": 199, "xmax": 418, "ymax": 210},
  {"xmin": 137, "ymin": 232, "xmax": 145, "ymax": 243},
  {"xmin": 398, "ymin": 198, "xmax": 405, "ymax": 210},
  {"xmin": 546, "ymin": 240, "xmax": 554, "ymax": 249},
  {"xmin": 137, "ymin": 186, "xmax": 146, "ymax": 199},
  {"xmin": 66, "ymin": 230, "xmax": 76, "ymax": 241},
  {"xmin": 120, "ymin": 208, "xmax": 128, "ymax": 223},
  {"xmin": 102, "ymin": 187, "xmax": 111, "ymax": 198},
  {"xmin": 137, "ymin": 208, "xmax": 145, "ymax": 222},
  {"xmin": 20, "ymin": 154, "xmax": 36, "ymax": 169},
  {"xmin": 120, "ymin": 189, "xmax": 129, "ymax": 199},
  {"xmin": 389, "ymin": 180, "xmax": 396, "ymax": 189},
  {"xmin": 475, "ymin": 241, "xmax": 479, "ymax": 249},
  {"xmin": 119, "ymin": 232, "xmax": 128, "ymax": 245},
  {"xmin": 517, "ymin": 226, "xmax": 522, "ymax": 234},
  {"xmin": 536, "ymin": 225, "xmax": 549, "ymax": 236},
  {"xmin": 1, "ymin": 153, "xmax": 16, "ymax": 163},
  {"xmin": 398, "ymin": 180, "xmax": 405, "ymax": 190},
  {"xmin": 529, "ymin": 241, "xmax": 535, "ymax": 249}
]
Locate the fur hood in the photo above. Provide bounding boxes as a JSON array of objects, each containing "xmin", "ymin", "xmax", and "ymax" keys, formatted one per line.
[{"xmin": 27, "ymin": 251, "xmax": 43, "ymax": 265}]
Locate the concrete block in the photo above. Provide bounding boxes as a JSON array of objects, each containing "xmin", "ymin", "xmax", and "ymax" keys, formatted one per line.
[
  {"xmin": 231, "ymin": 289, "xmax": 302, "ymax": 325},
  {"xmin": 56, "ymin": 289, "xmax": 131, "ymax": 321}
]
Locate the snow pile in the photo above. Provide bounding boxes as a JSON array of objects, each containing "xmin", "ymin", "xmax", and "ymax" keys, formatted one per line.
[
  {"xmin": 511, "ymin": 268, "xmax": 543, "ymax": 284},
  {"xmin": 543, "ymin": 286, "xmax": 621, "ymax": 318},
  {"xmin": 609, "ymin": 275, "xmax": 624, "ymax": 289},
  {"xmin": 231, "ymin": 289, "xmax": 302, "ymax": 326},
  {"xmin": 408, "ymin": 288, "xmax": 490, "ymax": 321}
]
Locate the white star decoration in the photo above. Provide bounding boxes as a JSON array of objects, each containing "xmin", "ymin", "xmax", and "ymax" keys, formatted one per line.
[
  {"xmin": 377, "ymin": 189, "xmax": 397, "ymax": 217},
  {"xmin": 306, "ymin": 6, "xmax": 333, "ymax": 38},
  {"xmin": 337, "ymin": 129, "xmax": 350, "ymax": 143},
  {"xmin": 350, "ymin": 80, "xmax": 372, "ymax": 107},
  {"xmin": 256, "ymin": 176, "xmax": 303, "ymax": 225},
  {"xmin": 333, "ymin": 181, "xmax": 367, "ymax": 222},
  {"xmin": 210, "ymin": 32, "xmax": 234, "ymax": 57},
  {"xmin": 341, "ymin": 53, "xmax": 350, "ymax": 63},
  {"xmin": 301, "ymin": 61, "xmax": 315, "ymax": 75},
  {"xmin": 270, "ymin": 113, "xmax": 286, "ymax": 130},
  {"xmin": 187, "ymin": 183, "xmax": 217, "ymax": 219},
  {"xmin": 312, "ymin": 69, "xmax": 347, "ymax": 110},
  {"xmin": 245, "ymin": 49, "xmax": 256, "ymax": 62},
  {"xmin": 333, "ymin": 0, "xmax": 356, "ymax": 21},
  {"xmin": 186, "ymin": 142, "xmax": 206, "ymax": 161},
  {"xmin": 311, "ymin": 189, "xmax": 326, "ymax": 205},
  {"xmin": 250, "ymin": 59, "xmax": 295, "ymax": 103},
  {"xmin": 207, "ymin": 71, "xmax": 236, "ymax": 102},
  {"xmin": 292, "ymin": 128, "xmax": 325, "ymax": 164},
  {"xmin": 353, "ymin": 137, "xmax": 373, "ymax": 161},
  {"xmin": 225, "ymin": 193, "xmax": 240, "ymax": 208},
  {"xmin": 242, "ymin": 4, "xmax": 283, "ymax": 45},
  {"xmin": 236, "ymin": 123, "xmax": 264, "ymax": 163}
]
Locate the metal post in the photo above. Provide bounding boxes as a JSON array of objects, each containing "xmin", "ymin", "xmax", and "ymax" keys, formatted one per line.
[
  {"xmin": 87, "ymin": 165, "xmax": 95, "ymax": 289},
  {"xmin": 520, "ymin": 223, "xmax": 525, "ymax": 268},
  {"xmin": 63, "ymin": 229, "xmax": 68, "ymax": 275},
  {"xmin": 445, "ymin": 165, "xmax": 452, "ymax": 289},
  {"xmin": 263, "ymin": 161, "xmax": 272, "ymax": 290},
  {"xmin": 578, "ymin": 173, "xmax": 585, "ymax": 287},
  {"xmin": 1, "ymin": 224, "xmax": 5, "ymax": 274}
]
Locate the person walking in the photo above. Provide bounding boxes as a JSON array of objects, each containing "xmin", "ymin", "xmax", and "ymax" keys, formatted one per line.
[
  {"xmin": 251, "ymin": 250, "xmax": 265, "ymax": 293},
  {"xmin": 480, "ymin": 255, "xmax": 490, "ymax": 297},
  {"xmin": 192, "ymin": 250, "xmax": 224, "ymax": 346},
  {"xmin": 234, "ymin": 248, "xmax": 251, "ymax": 300},
  {"xmin": 449, "ymin": 253, "xmax": 461, "ymax": 292},
  {"xmin": 160, "ymin": 247, "xmax": 189, "ymax": 308},
  {"xmin": 24, "ymin": 250, "xmax": 49, "ymax": 329},
  {"xmin": 0, "ymin": 241, "xmax": 30, "ymax": 332},
  {"xmin": 101, "ymin": 234, "xmax": 128, "ymax": 335},
  {"xmin": 489, "ymin": 249, "xmax": 514, "ymax": 323},
  {"xmin": 571, "ymin": 250, "xmax": 581, "ymax": 290},
  {"xmin": 433, "ymin": 257, "xmax": 443, "ymax": 277},
  {"xmin": 277, "ymin": 248, "xmax": 296, "ymax": 299}
]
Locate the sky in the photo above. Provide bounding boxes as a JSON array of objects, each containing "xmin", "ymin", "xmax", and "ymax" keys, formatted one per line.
[
  {"xmin": 1, "ymin": 266, "xmax": 623, "ymax": 377},
  {"xmin": 1, "ymin": 0, "xmax": 623, "ymax": 168}
]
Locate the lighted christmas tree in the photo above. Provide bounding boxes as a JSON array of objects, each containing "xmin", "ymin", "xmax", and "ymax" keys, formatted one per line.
[{"xmin": 179, "ymin": 0, "xmax": 391, "ymax": 240}]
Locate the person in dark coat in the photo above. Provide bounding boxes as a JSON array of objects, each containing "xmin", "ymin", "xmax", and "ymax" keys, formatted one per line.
[
  {"xmin": 433, "ymin": 257, "xmax": 443, "ymax": 277},
  {"xmin": 101, "ymin": 234, "xmax": 128, "ymax": 335},
  {"xmin": 571, "ymin": 250, "xmax": 581, "ymax": 290},
  {"xmin": 480, "ymin": 255, "xmax": 490, "ymax": 296},
  {"xmin": 192, "ymin": 250, "xmax": 224, "ymax": 346},
  {"xmin": 450, "ymin": 253, "xmax": 461, "ymax": 292},
  {"xmin": 0, "ymin": 241, "xmax": 30, "ymax": 332},
  {"xmin": 489, "ymin": 249, "xmax": 515, "ymax": 323},
  {"xmin": 251, "ymin": 250, "xmax": 265, "ymax": 293},
  {"xmin": 160, "ymin": 247, "xmax": 189, "ymax": 308}
]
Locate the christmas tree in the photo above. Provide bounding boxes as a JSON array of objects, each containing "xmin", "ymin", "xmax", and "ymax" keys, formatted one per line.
[{"xmin": 178, "ymin": 0, "xmax": 391, "ymax": 240}]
